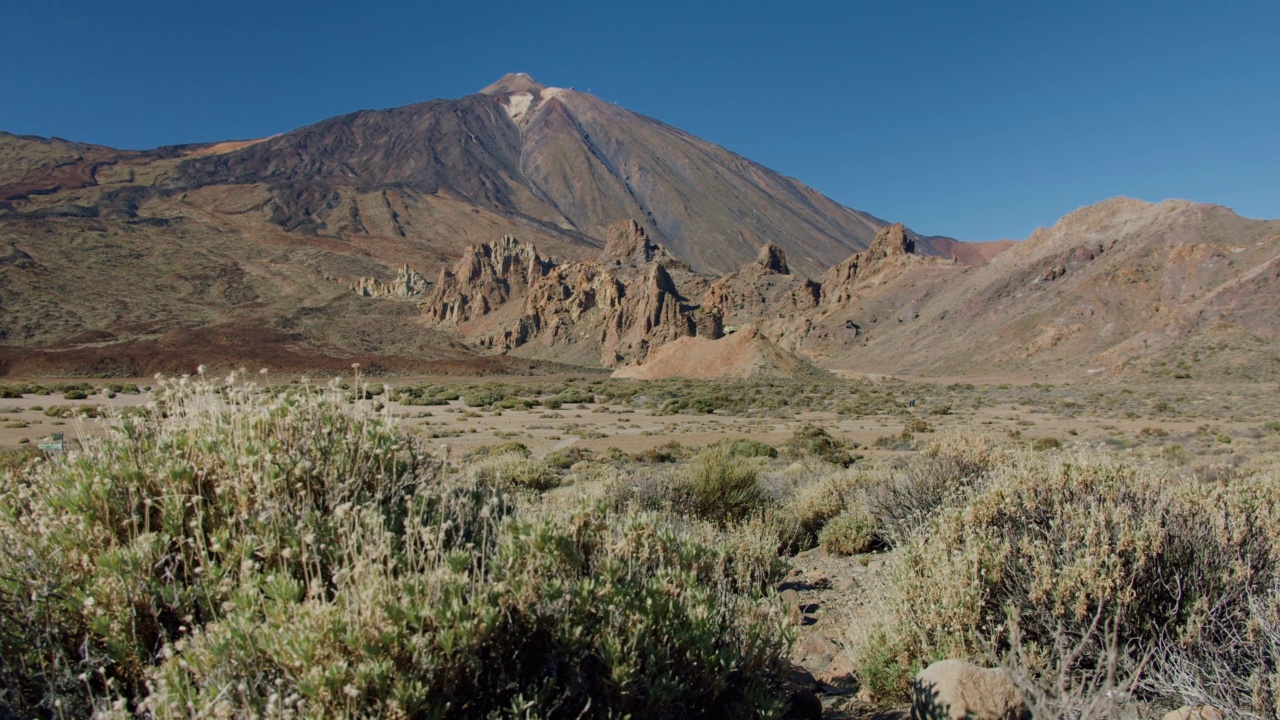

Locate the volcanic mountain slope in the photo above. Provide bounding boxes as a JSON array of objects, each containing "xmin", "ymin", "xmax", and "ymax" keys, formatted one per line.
[
  {"xmin": 172, "ymin": 72, "xmax": 951, "ymax": 277},
  {"xmin": 0, "ymin": 75, "xmax": 973, "ymax": 374}
]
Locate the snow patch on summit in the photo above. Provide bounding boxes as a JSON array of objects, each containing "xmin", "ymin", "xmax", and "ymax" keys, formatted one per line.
[{"xmin": 504, "ymin": 92, "xmax": 534, "ymax": 122}]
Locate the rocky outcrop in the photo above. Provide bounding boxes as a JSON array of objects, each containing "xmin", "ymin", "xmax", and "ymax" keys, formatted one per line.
[
  {"xmin": 755, "ymin": 243, "xmax": 791, "ymax": 274},
  {"xmin": 912, "ymin": 659, "xmax": 1028, "ymax": 720},
  {"xmin": 820, "ymin": 222, "xmax": 919, "ymax": 306},
  {"xmin": 703, "ymin": 244, "xmax": 820, "ymax": 324},
  {"xmin": 423, "ymin": 221, "xmax": 716, "ymax": 367},
  {"xmin": 602, "ymin": 219, "xmax": 665, "ymax": 265},
  {"xmin": 351, "ymin": 263, "xmax": 430, "ymax": 298},
  {"xmin": 425, "ymin": 235, "xmax": 553, "ymax": 323}
]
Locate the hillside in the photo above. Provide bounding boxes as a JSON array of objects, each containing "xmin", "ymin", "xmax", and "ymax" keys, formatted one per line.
[
  {"xmin": 793, "ymin": 198, "xmax": 1280, "ymax": 381},
  {"xmin": 0, "ymin": 76, "xmax": 976, "ymax": 375},
  {"xmin": 416, "ymin": 200, "xmax": 1280, "ymax": 383}
]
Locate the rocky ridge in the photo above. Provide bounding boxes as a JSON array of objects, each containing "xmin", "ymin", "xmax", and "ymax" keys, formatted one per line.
[
  {"xmin": 414, "ymin": 198, "xmax": 1280, "ymax": 383},
  {"xmin": 421, "ymin": 220, "xmax": 719, "ymax": 368},
  {"xmin": 419, "ymin": 219, "xmax": 948, "ymax": 376}
]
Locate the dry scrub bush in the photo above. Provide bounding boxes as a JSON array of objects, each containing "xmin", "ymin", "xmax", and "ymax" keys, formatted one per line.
[
  {"xmin": 783, "ymin": 424, "xmax": 856, "ymax": 466},
  {"xmin": 612, "ymin": 446, "xmax": 771, "ymax": 527},
  {"xmin": 0, "ymin": 376, "xmax": 795, "ymax": 718},
  {"xmin": 819, "ymin": 508, "xmax": 878, "ymax": 556},
  {"xmin": 464, "ymin": 451, "xmax": 561, "ymax": 491},
  {"xmin": 680, "ymin": 446, "xmax": 770, "ymax": 525},
  {"xmin": 769, "ymin": 467, "xmax": 860, "ymax": 555},
  {"xmin": 1138, "ymin": 538, "xmax": 1280, "ymax": 717},
  {"xmin": 852, "ymin": 445, "xmax": 1280, "ymax": 710},
  {"xmin": 860, "ymin": 434, "xmax": 1005, "ymax": 546}
]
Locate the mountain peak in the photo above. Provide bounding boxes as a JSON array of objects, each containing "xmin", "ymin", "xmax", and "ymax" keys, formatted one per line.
[{"xmin": 480, "ymin": 73, "xmax": 546, "ymax": 96}]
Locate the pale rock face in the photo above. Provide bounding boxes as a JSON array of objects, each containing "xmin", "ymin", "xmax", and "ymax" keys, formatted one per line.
[
  {"xmin": 503, "ymin": 92, "xmax": 534, "ymax": 123},
  {"xmin": 351, "ymin": 264, "xmax": 430, "ymax": 298},
  {"xmin": 820, "ymin": 222, "xmax": 918, "ymax": 307},
  {"xmin": 421, "ymin": 220, "xmax": 714, "ymax": 367},
  {"xmin": 911, "ymin": 659, "xmax": 1028, "ymax": 720}
]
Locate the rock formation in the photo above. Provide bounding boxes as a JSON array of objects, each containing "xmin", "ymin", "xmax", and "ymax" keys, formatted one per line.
[
  {"xmin": 703, "ymin": 243, "xmax": 821, "ymax": 328},
  {"xmin": 422, "ymin": 220, "xmax": 717, "ymax": 367},
  {"xmin": 820, "ymin": 222, "xmax": 919, "ymax": 306},
  {"xmin": 351, "ymin": 263, "xmax": 430, "ymax": 298},
  {"xmin": 425, "ymin": 235, "xmax": 553, "ymax": 323}
]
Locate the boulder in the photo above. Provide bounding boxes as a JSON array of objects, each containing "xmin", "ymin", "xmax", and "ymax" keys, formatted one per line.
[
  {"xmin": 783, "ymin": 664, "xmax": 823, "ymax": 720},
  {"xmin": 816, "ymin": 651, "xmax": 858, "ymax": 690},
  {"xmin": 911, "ymin": 659, "xmax": 1028, "ymax": 720}
]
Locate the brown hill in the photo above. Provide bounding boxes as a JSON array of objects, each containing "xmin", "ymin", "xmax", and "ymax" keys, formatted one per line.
[
  {"xmin": 611, "ymin": 326, "xmax": 818, "ymax": 380},
  {"xmin": 789, "ymin": 198, "xmax": 1280, "ymax": 381}
]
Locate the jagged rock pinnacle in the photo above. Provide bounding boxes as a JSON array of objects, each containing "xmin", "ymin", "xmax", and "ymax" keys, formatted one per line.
[{"xmin": 754, "ymin": 243, "xmax": 790, "ymax": 274}]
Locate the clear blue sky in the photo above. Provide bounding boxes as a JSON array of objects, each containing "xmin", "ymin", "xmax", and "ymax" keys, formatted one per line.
[{"xmin": 2, "ymin": 1, "xmax": 1275, "ymax": 241}]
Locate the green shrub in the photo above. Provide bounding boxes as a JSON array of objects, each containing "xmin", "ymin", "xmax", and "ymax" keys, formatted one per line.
[
  {"xmin": 819, "ymin": 508, "xmax": 878, "ymax": 555},
  {"xmin": 552, "ymin": 388, "xmax": 595, "ymax": 406},
  {"xmin": 0, "ymin": 447, "xmax": 40, "ymax": 473},
  {"xmin": 0, "ymin": 378, "xmax": 438, "ymax": 716},
  {"xmin": 904, "ymin": 418, "xmax": 933, "ymax": 434},
  {"xmin": 469, "ymin": 441, "xmax": 532, "ymax": 459},
  {"xmin": 772, "ymin": 471, "xmax": 855, "ymax": 554},
  {"xmin": 861, "ymin": 435, "xmax": 1003, "ymax": 546},
  {"xmin": 466, "ymin": 453, "xmax": 560, "ymax": 492},
  {"xmin": 716, "ymin": 437, "xmax": 778, "ymax": 459},
  {"xmin": 632, "ymin": 439, "xmax": 689, "ymax": 463},
  {"xmin": 784, "ymin": 424, "xmax": 856, "ymax": 466},
  {"xmin": 0, "ymin": 378, "xmax": 794, "ymax": 718},
  {"xmin": 1032, "ymin": 436, "xmax": 1061, "ymax": 451},
  {"xmin": 678, "ymin": 446, "xmax": 768, "ymax": 524},
  {"xmin": 854, "ymin": 447, "xmax": 1280, "ymax": 705},
  {"xmin": 545, "ymin": 446, "xmax": 593, "ymax": 470},
  {"xmin": 1162, "ymin": 443, "xmax": 1194, "ymax": 465},
  {"xmin": 42, "ymin": 404, "xmax": 103, "ymax": 419},
  {"xmin": 62, "ymin": 390, "xmax": 89, "ymax": 400}
]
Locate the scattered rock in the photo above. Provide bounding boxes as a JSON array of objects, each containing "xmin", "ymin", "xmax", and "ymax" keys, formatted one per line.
[
  {"xmin": 784, "ymin": 664, "xmax": 824, "ymax": 720},
  {"xmin": 780, "ymin": 588, "xmax": 804, "ymax": 625},
  {"xmin": 352, "ymin": 263, "xmax": 430, "ymax": 298},
  {"xmin": 797, "ymin": 631, "xmax": 842, "ymax": 675},
  {"xmin": 816, "ymin": 651, "xmax": 858, "ymax": 690},
  {"xmin": 911, "ymin": 659, "xmax": 1028, "ymax": 720}
]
